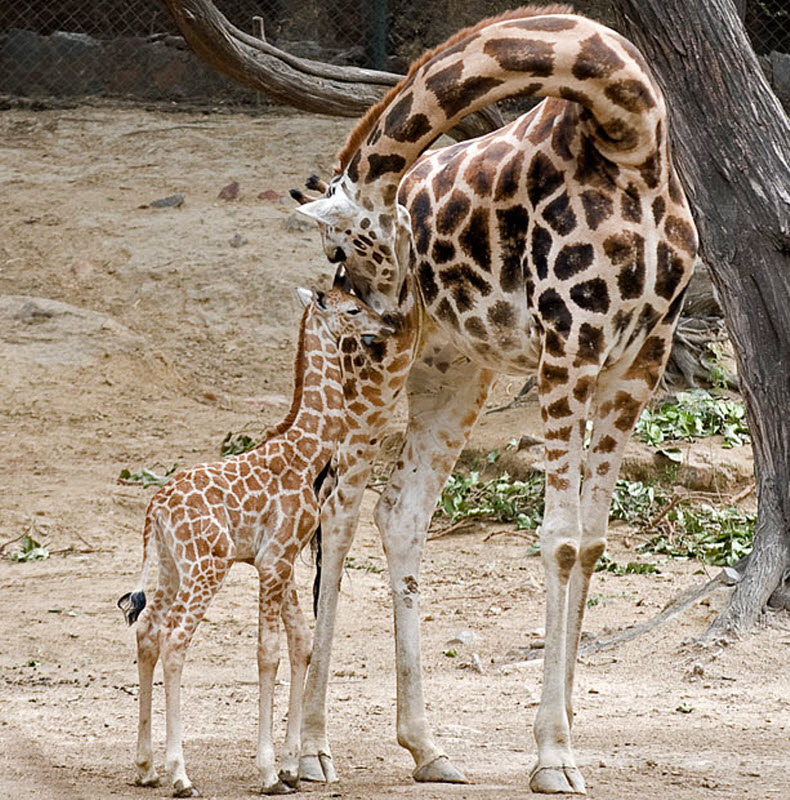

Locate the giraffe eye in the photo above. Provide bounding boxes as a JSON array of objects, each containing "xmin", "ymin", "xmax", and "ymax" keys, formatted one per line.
[{"xmin": 346, "ymin": 307, "xmax": 362, "ymax": 316}]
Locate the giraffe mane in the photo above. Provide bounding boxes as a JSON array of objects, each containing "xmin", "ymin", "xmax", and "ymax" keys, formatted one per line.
[
  {"xmin": 257, "ymin": 306, "xmax": 310, "ymax": 443},
  {"xmin": 335, "ymin": 3, "xmax": 576, "ymax": 172}
]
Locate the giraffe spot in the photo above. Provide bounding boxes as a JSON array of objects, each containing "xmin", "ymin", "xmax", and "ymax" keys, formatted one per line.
[
  {"xmin": 612, "ymin": 308, "xmax": 635, "ymax": 336},
  {"xmin": 464, "ymin": 316, "xmax": 488, "ymax": 340},
  {"xmin": 483, "ymin": 37, "xmax": 555, "ymax": 77},
  {"xmin": 596, "ymin": 461, "xmax": 611, "ymax": 476},
  {"xmin": 431, "ymin": 239, "xmax": 456, "ymax": 263},
  {"xmin": 627, "ymin": 304, "xmax": 662, "ymax": 349},
  {"xmin": 424, "ymin": 61, "xmax": 505, "ymax": 119},
  {"xmin": 620, "ymin": 184, "xmax": 642, "ymax": 223},
  {"xmin": 347, "ymin": 150, "xmax": 362, "ymax": 183},
  {"xmin": 613, "ymin": 390, "xmax": 643, "ymax": 432},
  {"xmin": 638, "ymin": 148, "xmax": 662, "ymax": 189},
  {"xmin": 572, "ymin": 33, "xmax": 626, "ymax": 81},
  {"xmin": 463, "ymin": 158, "xmax": 496, "ymax": 197},
  {"xmin": 550, "ymin": 107, "xmax": 579, "ymax": 161},
  {"xmin": 527, "ymin": 151, "xmax": 564, "ymax": 207},
  {"xmin": 576, "ymin": 322, "xmax": 605, "ymax": 363},
  {"xmin": 546, "ymin": 448, "xmax": 565, "ymax": 461},
  {"xmin": 439, "ymin": 264, "xmax": 492, "ymax": 312},
  {"xmin": 459, "ymin": 208, "xmax": 491, "ymax": 272},
  {"xmin": 436, "ymin": 297, "xmax": 460, "ymax": 330},
  {"xmin": 342, "ymin": 378, "xmax": 357, "ymax": 400},
  {"xmin": 528, "ymin": 108, "xmax": 555, "ymax": 145},
  {"xmin": 574, "ymin": 135, "xmax": 618, "ymax": 191},
  {"xmin": 547, "ymin": 473, "xmax": 571, "ymax": 491},
  {"xmin": 669, "ymin": 171, "xmax": 684, "ymax": 202},
  {"xmin": 542, "ymin": 191, "xmax": 577, "ymax": 235},
  {"xmin": 546, "ymin": 425, "xmax": 572, "ymax": 441},
  {"xmin": 580, "ymin": 189, "xmax": 613, "ymax": 230},
  {"xmin": 652, "ymin": 196, "xmax": 666, "ymax": 224},
  {"xmin": 365, "ymin": 153, "xmax": 407, "ymax": 183},
  {"xmin": 594, "ymin": 434, "xmax": 617, "ymax": 453},
  {"xmin": 205, "ymin": 485, "xmax": 223, "ymax": 506},
  {"xmin": 545, "ymin": 329, "xmax": 566, "ymax": 356},
  {"xmin": 531, "ymin": 223, "xmax": 552, "ymax": 280},
  {"xmin": 541, "ymin": 362, "xmax": 569, "ymax": 387},
  {"xmin": 432, "ymin": 157, "xmax": 462, "ymax": 201},
  {"xmin": 573, "ymin": 374, "xmax": 595, "ymax": 403},
  {"xmin": 418, "ymin": 260, "xmax": 439, "ymax": 304},
  {"xmin": 525, "ymin": 276, "xmax": 535, "ymax": 306},
  {"xmin": 487, "ymin": 300, "xmax": 516, "ymax": 329},
  {"xmin": 366, "ymin": 122, "xmax": 382, "ymax": 148},
  {"xmin": 497, "ymin": 204, "xmax": 529, "ymax": 292},
  {"xmin": 604, "ymin": 231, "xmax": 646, "ymax": 300},
  {"xmin": 516, "ymin": 16, "xmax": 577, "ymax": 32},
  {"xmin": 341, "ymin": 337, "xmax": 359, "ymax": 354},
  {"xmin": 558, "ymin": 86, "xmax": 593, "ymax": 107},
  {"xmin": 664, "ymin": 215, "xmax": 697, "ymax": 255},
  {"xmin": 436, "ymin": 189, "xmax": 471, "ymax": 235},
  {"xmin": 655, "ymin": 242, "xmax": 687, "ymax": 300},
  {"xmin": 665, "ymin": 285, "xmax": 687, "ymax": 324},
  {"xmin": 410, "ymin": 189, "xmax": 433, "ymax": 256},
  {"xmin": 547, "ymin": 397, "xmax": 573, "ymax": 418},
  {"xmin": 604, "ymin": 79, "xmax": 656, "ymax": 112},
  {"xmin": 624, "ymin": 335, "xmax": 667, "ymax": 387},
  {"xmin": 494, "ymin": 151, "xmax": 525, "ymax": 201},
  {"xmin": 383, "ymin": 92, "xmax": 432, "ymax": 143},
  {"xmin": 538, "ymin": 288, "xmax": 572, "ymax": 336},
  {"xmin": 554, "ymin": 242, "xmax": 594, "ymax": 280}
]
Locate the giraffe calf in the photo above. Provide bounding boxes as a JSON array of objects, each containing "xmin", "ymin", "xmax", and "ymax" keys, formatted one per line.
[{"xmin": 118, "ymin": 286, "xmax": 393, "ymax": 797}]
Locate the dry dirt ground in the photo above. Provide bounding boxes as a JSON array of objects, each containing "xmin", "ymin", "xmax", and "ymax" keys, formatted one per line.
[{"xmin": 1, "ymin": 106, "xmax": 788, "ymax": 800}]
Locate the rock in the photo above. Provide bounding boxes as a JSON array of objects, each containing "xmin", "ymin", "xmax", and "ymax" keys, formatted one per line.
[
  {"xmin": 258, "ymin": 189, "xmax": 282, "ymax": 202},
  {"xmin": 283, "ymin": 210, "xmax": 313, "ymax": 232},
  {"xmin": 445, "ymin": 630, "xmax": 477, "ymax": 648},
  {"xmin": 218, "ymin": 181, "xmax": 240, "ymax": 201},
  {"xmin": 721, "ymin": 566, "xmax": 741, "ymax": 586},
  {"xmin": 229, "ymin": 233, "xmax": 247, "ymax": 248},
  {"xmin": 70, "ymin": 260, "xmax": 93, "ymax": 279},
  {"xmin": 148, "ymin": 194, "xmax": 184, "ymax": 209}
]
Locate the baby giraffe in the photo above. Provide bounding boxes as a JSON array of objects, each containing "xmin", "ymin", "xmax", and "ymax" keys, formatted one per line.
[{"xmin": 118, "ymin": 285, "xmax": 393, "ymax": 797}]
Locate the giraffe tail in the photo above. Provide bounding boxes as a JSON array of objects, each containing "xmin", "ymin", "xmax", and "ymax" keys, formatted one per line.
[
  {"xmin": 117, "ymin": 512, "xmax": 156, "ymax": 626},
  {"xmin": 311, "ymin": 458, "xmax": 334, "ymax": 617}
]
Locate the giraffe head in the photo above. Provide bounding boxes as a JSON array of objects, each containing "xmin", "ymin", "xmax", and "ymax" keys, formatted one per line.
[
  {"xmin": 291, "ymin": 174, "xmax": 412, "ymax": 313},
  {"xmin": 295, "ymin": 284, "xmax": 396, "ymax": 346}
]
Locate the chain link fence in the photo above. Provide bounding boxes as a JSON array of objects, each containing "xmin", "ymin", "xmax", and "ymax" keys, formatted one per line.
[{"xmin": 1, "ymin": 1, "xmax": 789, "ymax": 104}]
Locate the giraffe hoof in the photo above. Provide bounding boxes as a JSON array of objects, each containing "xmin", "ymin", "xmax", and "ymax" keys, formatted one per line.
[
  {"xmin": 135, "ymin": 773, "xmax": 160, "ymax": 788},
  {"xmin": 299, "ymin": 753, "xmax": 337, "ymax": 783},
  {"xmin": 278, "ymin": 769, "xmax": 300, "ymax": 790},
  {"xmin": 172, "ymin": 783, "xmax": 200, "ymax": 798},
  {"xmin": 529, "ymin": 764, "xmax": 586, "ymax": 794},
  {"xmin": 413, "ymin": 755, "xmax": 468, "ymax": 784},
  {"xmin": 261, "ymin": 779, "xmax": 294, "ymax": 795}
]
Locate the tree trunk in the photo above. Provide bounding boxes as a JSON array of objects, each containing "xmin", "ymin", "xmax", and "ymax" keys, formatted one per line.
[
  {"xmin": 607, "ymin": 0, "xmax": 790, "ymax": 636},
  {"xmin": 160, "ymin": 0, "xmax": 503, "ymax": 139}
]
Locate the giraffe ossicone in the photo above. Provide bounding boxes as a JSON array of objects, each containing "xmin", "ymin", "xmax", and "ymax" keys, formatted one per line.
[
  {"xmin": 117, "ymin": 286, "xmax": 395, "ymax": 797},
  {"xmin": 294, "ymin": 4, "xmax": 697, "ymax": 795}
]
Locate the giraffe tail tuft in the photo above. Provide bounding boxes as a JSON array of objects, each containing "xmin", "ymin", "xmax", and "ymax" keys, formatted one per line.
[{"xmin": 117, "ymin": 591, "xmax": 147, "ymax": 626}]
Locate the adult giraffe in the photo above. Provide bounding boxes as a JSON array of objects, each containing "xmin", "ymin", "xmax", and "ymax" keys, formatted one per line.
[{"xmin": 296, "ymin": 5, "xmax": 696, "ymax": 794}]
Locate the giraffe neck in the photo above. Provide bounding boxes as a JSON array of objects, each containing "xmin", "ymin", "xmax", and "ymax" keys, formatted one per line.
[
  {"xmin": 255, "ymin": 308, "xmax": 345, "ymax": 479},
  {"xmin": 343, "ymin": 13, "xmax": 666, "ymax": 204}
]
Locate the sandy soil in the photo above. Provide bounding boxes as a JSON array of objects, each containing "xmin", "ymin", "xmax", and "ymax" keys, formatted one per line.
[{"xmin": 1, "ymin": 106, "xmax": 788, "ymax": 800}]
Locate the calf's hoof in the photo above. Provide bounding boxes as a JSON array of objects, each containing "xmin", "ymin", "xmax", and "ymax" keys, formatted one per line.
[
  {"xmin": 299, "ymin": 753, "xmax": 337, "ymax": 783},
  {"xmin": 261, "ymin": 779, "xmax": 294, "ymax": 795},
  {"xmin": 278, "ymin": 769, "xmax": 300, "ymax": 790}
]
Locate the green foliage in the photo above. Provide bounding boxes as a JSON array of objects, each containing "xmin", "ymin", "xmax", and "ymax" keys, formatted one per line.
[
  {"xmin": 8, "ymin": 534, "xmax": 49, "ymax": 562},
  {"xmin": 437, "ymin": 469, "xmax": 544, "ymax": 531},
  {"xmin": 344, "ymin": 556, "xmax": 384, "ymax": 574},
  {"xmin": 596, "ymin": 555, "xmax": 659, "ymax": 575},
  {"xmin": 435, "ymin": 463, "xmax": 754, "ymax": 568},
  {"xmin": 118, "ymin": 464, "xmax": 178, "ymax": 488},
  {"xmin": 636, "ymin": 389, "xmax": 749, "ymax": 450},
  {"xmin": 220, "ymin": 431, "xmax": 259, "ymax": 458}
]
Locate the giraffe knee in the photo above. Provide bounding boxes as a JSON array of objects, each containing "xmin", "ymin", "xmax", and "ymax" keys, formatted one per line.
[
  {"xmin": 580, "ymin": 539, "xmax": 606, "ymax": 573},
  {"xmin": 544, "ymin": 540, "xmax": 578, "ymax": 580}
]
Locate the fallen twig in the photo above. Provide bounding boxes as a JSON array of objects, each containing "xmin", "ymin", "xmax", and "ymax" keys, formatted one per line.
[{"xmin": 427, "ymin": 518, "xmax": 479, "ymax": 541}]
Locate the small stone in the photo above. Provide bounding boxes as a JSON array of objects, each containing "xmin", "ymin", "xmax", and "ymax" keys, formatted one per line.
[
  {"xmin": 284, "ymin": 210, "xmax": 313, "ymax": 232},
  {"xmin": 70, "ymin": 260, "xmax": 93, "ymax": 279},
  {"xmin": 148, "ymin": 193, "xmax": 184, "ymax": 209},
  {"xmin": 218, "ymin": 181, "xmax": 240, "ymax": 200},
  {"xmin": 229, "ymin": 233, "xmax": 248, "ymax": 248},
  {"xmin": 445, "ymin": 630, "xmax": 477, "ymax": 647},
  {"xmin": 721, "ymin": 566, "xmax": 741, "ymax": 586},
  {"xmin": 258, "ymin": 188, "xmax": 282, "ymax": 202}
]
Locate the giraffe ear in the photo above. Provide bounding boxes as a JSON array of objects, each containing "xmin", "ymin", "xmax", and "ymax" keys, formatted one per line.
[
  {"xmin": 295, "ymin": 194, "xmax": 355, "ymax": 228},
  {"xmin": 295, "ymin": 286, "xmax": 314, "ymax": 307}
]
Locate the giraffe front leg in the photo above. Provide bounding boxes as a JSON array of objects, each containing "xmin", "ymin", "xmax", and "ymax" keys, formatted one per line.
[
  {"xmin": 374, "ymin": 344, "xmax": 495, "ymax": 783},
  {"xmin": 300, "ymin": 461, "xmax": 371, "ymax": 784},
  {"xmin": 256, "ymin": 575, "xmax": 293, "ymax": 795}
]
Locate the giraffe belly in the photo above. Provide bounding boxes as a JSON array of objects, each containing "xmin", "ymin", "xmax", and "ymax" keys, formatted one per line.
[{"xmin": 430, "ymin": 303, "xmax": 542, "ymax": 376}]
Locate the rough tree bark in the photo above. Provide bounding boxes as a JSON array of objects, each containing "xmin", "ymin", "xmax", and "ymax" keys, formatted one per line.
[
  {"xmin": 160, "ymin": 0, "xmax": 503, "ymax": 139},
  {"xmin": 607, "ymin": 0, "xmax": 790, "ymax": 635}
]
